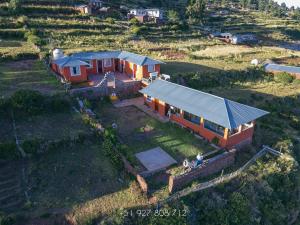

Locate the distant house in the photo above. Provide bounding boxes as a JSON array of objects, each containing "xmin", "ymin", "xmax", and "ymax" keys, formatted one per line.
[
  {"xmin": 51, "ymin": 50, "xmax": 164, "ymax": 83},
  {"xmin": 128, "ymin": 8, "xmax": 164, "ymax": 23},
  {"xmin": 140, "ymin": 79, "xmax": 269, "ymax": 149},
  {"xmin": 265, "ymin": 63, "xmax": 300, "ymax": 79},
  {"xmin": 89, "ymin": 0, "xmax": 103, "ymax": 9},
  {"xmin": 75, "ymin": 4, "xmax": 92, "ymax": 14}
]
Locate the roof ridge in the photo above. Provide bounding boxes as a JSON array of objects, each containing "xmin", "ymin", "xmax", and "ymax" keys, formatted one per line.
[{"xmin": 223, "ymin": 99, "xmax": 233, "ymax": 130}]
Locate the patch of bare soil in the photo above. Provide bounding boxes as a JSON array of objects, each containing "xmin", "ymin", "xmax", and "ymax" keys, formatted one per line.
[
  {"xmin": 6, "ymin": 60, "xmax": 36, "ymax": 70},
  {"xmin": 160, "ymin": 50, "xmax": 187, "ymax": 60}
]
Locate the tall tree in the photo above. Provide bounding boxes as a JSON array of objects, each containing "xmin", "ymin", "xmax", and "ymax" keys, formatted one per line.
[{"xmin": 186, "ymin": 0, "xmax": 206, "ymax": 24}]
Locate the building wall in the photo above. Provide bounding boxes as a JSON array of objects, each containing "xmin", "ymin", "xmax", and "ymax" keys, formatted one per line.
[
  {"xmin": 86, "ymin": 59, "xmax": 97, "ymax": 75},
  {"xmin": 61, "ymin": 65, "xmax": 88, "ymax": 83},
  {"xmin": 143, "ymin": 96, "xmax": 255, "ymax": 149}
]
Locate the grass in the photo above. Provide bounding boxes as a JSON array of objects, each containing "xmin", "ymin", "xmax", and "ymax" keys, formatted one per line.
[
  {"xmin": 26, "ymin": 141, "xmax": 141, "ymax": 212},
  {"xmin": 95, "ymin": 104, "xmax": 215, "ymax": 164},
  {"xmin": 15, "ymin": 111, "xmax": 91, "ymax": 141},
  {"xmin": 0, "ymin": 59, "xmax": 63, "ymax": 97}
]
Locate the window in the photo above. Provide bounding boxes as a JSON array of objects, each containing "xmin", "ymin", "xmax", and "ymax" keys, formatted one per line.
[
  {"xmin": 71, "ymin": 66, "xmax": 81, "ymax": 76},
  {"xmin": 170, "ymin": 106, "xmax": 181, "ymax": 117},
  {"xmin": 183, "ymin": 111, "xmax": 200, "ymax": 125},
  {"xmin": 146, "ymin": 95, "xmax": 152, "ymax": 102},
  {"xmin": 204, "ymin": 120, "xmax": 225, "ymax": 136},
  {"xmin": 148, "ymin": 65, "xmax": 155, "ymax": 73},
  {"xmin": 103, "ymin": 58, "xmax": 112, "ymax": 67}
]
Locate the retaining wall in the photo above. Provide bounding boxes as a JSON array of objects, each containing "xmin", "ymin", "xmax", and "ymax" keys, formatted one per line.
[{"xmin": 168, "ymin": 149, "xmax": 236, "ymax": 193}]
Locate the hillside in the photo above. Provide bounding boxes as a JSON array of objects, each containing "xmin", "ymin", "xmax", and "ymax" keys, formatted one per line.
[{"xmin": 0, "ymin": 0, "xmax": 300, "ymax": 225}]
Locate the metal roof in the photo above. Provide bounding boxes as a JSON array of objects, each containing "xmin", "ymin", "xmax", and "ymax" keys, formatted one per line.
[
  {"xmin": 265, "ymin": 63, "xmax": 300, "ymax": 74},
  {"xmin": 140, "ymin": 79, "xmax": 269, "ymax": 129},
  {"xmin": 52, "ymin": 56, "xmax": 89, "ymax": 68},
  {"xmin": 118, "ymin": 51, "xmax": 164, "ymax": 66},
  {"xmin": 71, "ymin": 51, "xmax": 121, "ymax": 60},
  {"xmin": 68, "ymin": 51, "xmax": 164, "ymax": 66}
]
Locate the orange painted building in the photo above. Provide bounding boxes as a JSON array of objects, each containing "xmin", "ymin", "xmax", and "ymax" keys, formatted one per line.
[
  {"xmin": 51, "ymin": 50, "xmax": 163, "ymax": 84},
  {"xmin": 140, "ymin": 80, "xmax": 269, "ymax": 150}
]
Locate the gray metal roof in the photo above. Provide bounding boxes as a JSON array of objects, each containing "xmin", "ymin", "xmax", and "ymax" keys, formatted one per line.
[
  {"xmin": 70, "ymin": 51, "xmax": 164, "ymax": 66},
  {"xmin": 71, "ymin": 51, "xmax": 121, "ymax": 60},
  {"xmin": 265, "ymin": 63, "xmax": 300, "ymax": 74},
  {"xmin": 140, "ymin": 79, "xmax": 269, "ymax": 129},
  {"xmin": 118, "ymin": 51, "xmax": 164, "ymax": 66},
  {"xmin": 52, "ymin": 56, "xmax": 89, "ymax": 68}
]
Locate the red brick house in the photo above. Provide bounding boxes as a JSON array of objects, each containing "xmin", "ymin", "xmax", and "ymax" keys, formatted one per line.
[
  {"xmin": 140, "ymin": 79, "xmax": 269, "ymax": 149},
  {"xmin": 51, "ymin": 50, "xmax": 163, "ymax": 83}
]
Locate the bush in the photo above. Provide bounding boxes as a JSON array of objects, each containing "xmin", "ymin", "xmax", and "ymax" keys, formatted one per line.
[
  {"xmin": 275, "ymin": 72, "xmax": 295, "ymax": 84},
  {"xmin": 22, "ymin": 139, "xmax": 41, "ymax": 155},
  {"xmin": 0, "ymin": 142, "xmax": 19, "ymax": 160},
  {"xmin": 10, "ymin": 90, "xmax": 45, "ymax": 115},
  {"xmin": 0, "ymin": 212, "xmax": 16, "ymax": 225},
  {"xmin": 129, "ymin": 17, "xmax": 139, "ymax": 25},
  {"xmin": 211, "ymin": 137, "xmax": 219, "ymax": 145},
  {"xmin": 47, "ymin": 95, "xmax": 70, "ymax": 113},
  {"xmin": 105, "ymin": 17, "xmax": 115, "ymax": 24}
]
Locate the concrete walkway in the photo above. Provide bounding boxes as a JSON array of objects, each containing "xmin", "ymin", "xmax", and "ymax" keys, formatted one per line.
[{"xmin": 113, "ymin": 97, "xmax": 169, "ymax": 123}]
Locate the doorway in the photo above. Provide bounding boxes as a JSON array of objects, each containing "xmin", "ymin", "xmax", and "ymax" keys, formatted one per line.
[
  {"xmin": 155, "ymin": 99, "xmax": 159, "ymax": 111},
  {"xmin": 97, "ymin": 60, "xmax": 102, "ymax": 73}
]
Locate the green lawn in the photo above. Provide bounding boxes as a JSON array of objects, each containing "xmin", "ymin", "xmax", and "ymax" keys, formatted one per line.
[{"xmin": 95, "ymin": 104, "xmax": 215, "ymax": 164}]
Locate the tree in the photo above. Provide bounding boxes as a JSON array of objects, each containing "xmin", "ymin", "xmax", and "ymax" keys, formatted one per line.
[
  {"xmin": 8, "ymin": 0, "xmax": 21, "ymax": 13},
  {"xmin": 186, "ymin": 0, "xmax": 206, "ymax": 24},
  {"xmin": 167, "ymin": 10, "xmax": 180, "ymax": 24}
]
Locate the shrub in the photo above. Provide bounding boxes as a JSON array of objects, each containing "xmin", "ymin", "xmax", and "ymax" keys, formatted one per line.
[
  {"xmin": 10, "ymin": 90, "xmax": 45, "ymax": 115},
  {"xmin": 129, "ymin": 17, "xmax": 139, "ymax": 25},
  {"xmin": 47, "ymin": 95, "xmax": 70, "ymax": 113},
  {"xmin": 0, "ymin": 142, "xmax": 19, "ymax": 160},
  {"xmin": 130, "ymin": 25, "xmax": 142, "ymax": 35},
  {"xmin": 275, "ymin": 72, "xmax": 295, "ymax": 84},
  {"xmin": 211, "ymin": 137, "xmax": 219, "ymax": 145},
  {"xmin": 22, "ymin": 139, "xmax": 41, "ymax": 155},
  {"xmin": 105, "ymin": 17, "xmax": 115, "ymax": 24}
]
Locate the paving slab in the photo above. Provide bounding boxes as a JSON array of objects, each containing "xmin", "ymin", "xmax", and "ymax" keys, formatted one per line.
[{"xmin": 135, "ymin": 147, "xmax": 177, "ymax": 172}]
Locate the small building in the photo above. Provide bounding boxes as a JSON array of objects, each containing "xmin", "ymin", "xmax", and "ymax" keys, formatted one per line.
[
  {"xmin": 264, "ymin": 63, "xmax": 300, "ymax": 79},
  {"xmin": 140, "ymin": 79, "xmax": 269, "ymax": 149},
  {"xmin": 128, "ymin": 8, "xmax": 164, "ymax": 23},
  {"xmin": 89, "ymin": 0, "xmax": 103, "ymax": 9},
  {"xmin": 75, "ymin": 4, "xmax": 92, "ymax": 15},
  {"xmin": 231, "ymin": 34, "xmax": 258, "ymax": 45},
  {"xmin": 51, "ymin": 50, "xmax": 164, "ymax": 83}
]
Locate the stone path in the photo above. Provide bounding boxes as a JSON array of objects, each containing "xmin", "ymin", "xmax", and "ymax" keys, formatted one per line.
[{"xmin": 113, "ymin": 97, "xmax": 169, "ymax": 123}]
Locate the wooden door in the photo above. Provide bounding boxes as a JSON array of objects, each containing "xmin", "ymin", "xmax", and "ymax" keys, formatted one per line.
[
  {"xmin": 97, "ymin": 60, "xmax": 102, "ymax": 73},
  {"xmin": 155, "ymin": 99, "xmax": 159, "ymax": 111}
]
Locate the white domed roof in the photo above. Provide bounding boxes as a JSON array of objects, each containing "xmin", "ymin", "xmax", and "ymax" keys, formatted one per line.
[{"xmin": 53, "ymin": 49, "xmax": 64, "ymax": 60}]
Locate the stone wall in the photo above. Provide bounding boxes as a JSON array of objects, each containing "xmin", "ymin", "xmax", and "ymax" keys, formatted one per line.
[
  {"xmin": 168, "ymin": 149, "xmax": 236, "ymax": 193},
  {"xmin": 121, "ymin": 155, "xmax": 148, "ymax": 194}
]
